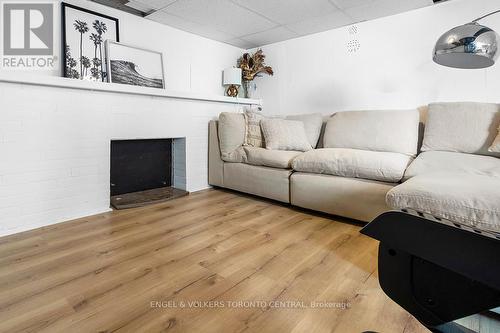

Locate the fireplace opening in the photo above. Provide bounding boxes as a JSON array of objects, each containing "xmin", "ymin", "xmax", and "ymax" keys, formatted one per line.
[{"xmin": 110, "ymin": 138, "xmax": 188, "ymax": 209}]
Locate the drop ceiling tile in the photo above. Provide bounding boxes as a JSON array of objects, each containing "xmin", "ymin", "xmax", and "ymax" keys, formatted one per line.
[
  {"xmin": 241, "ymin": 26, "xmax": 299, "ymax": 46},
  {"xmin": 162, "ymin": 0, "xmax": 278, "ymax": 36},
  {"xmin": 144, "ymin": 0, "xmax": 435, "ymax": 49},
  {"xmin": 132, "ymin": 0, "xmax": 177, "ymax": 10},
  {"xmin": 147, "ymin": 10, "xmax": 195, "ymax": 27},
  {"xmin": 147, "ymin": 10, "xmax": 237, "ymax": 41},
  {"xmin": 148, "ymin": 10, "xmax": 175, "ymax": 21},
  {"xmin": 224, "ymin": 38, "xmax": 258, "ymax": 49},
  {"xmin": 329, "ymin": 0, "xmax": 374, "ymax": 10},
  {"xmin": 195, "ymin": 29, "xmax": 239, "ymax": 44},
  {"xmin": 125, "ymin": 0, "xmax": 154, "ymax": 13},
  {"xmin": 344, "ymin": 0, "xmax": 433, "ymax": 22},
  {"xmin": 231, "ymin": 0, "xmax": 337, "ymax": 25},
  {"xmin": 286, "ymin": 10, "xmax": 354, "ymax": 36}
]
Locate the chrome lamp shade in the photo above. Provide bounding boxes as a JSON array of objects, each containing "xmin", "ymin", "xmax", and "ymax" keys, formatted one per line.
[{"xmin": 433, "ymin": 22, "xmax": 500, "ymax": 69}]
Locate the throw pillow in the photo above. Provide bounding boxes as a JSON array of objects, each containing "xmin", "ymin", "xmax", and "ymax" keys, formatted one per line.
[
  {"xmin": 286, "ymin": 113, "xmax": 323, "ymax": 148},
  {"xmin": 261, "ymin": 119, "xmax": 312, "ymax": 152},
  {"xmin": 218, "ymin": 112, "xmax": 246, "ymax": 162},
  {"xmin": 489, "ymin": 127, "xmax": 500, "ymax": 153},
  {"xmin": 243, "ymin": 110, "xmax": 265, "ymax": 147}
]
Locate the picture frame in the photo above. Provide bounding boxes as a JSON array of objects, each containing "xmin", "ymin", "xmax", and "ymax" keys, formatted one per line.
[
  {"xmin": 106, "ymin": 41, "xmax": 165, "ymax": 89},
  {"xmin": 62, "ymin": 2, "xmax": 119, "ymax": 81}
]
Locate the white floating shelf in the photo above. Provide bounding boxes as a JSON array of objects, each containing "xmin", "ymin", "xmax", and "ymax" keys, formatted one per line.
[{"xmin": 0, "ymin": 73, "xmax": 262, "ymax": 106}]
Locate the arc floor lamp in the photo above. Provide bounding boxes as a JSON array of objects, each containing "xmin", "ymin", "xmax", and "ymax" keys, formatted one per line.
[{"xmin": 433, "ymin": 9, "xmax": 500, "ymax": 68}]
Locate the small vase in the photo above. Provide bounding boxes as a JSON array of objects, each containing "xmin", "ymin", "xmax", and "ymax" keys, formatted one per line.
[{"xmin": 243, "ymin": 81, "xmax": 257, "ymax": 99}]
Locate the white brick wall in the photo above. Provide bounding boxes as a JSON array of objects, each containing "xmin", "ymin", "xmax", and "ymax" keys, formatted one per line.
[
  {"xmin": 0, "ymin": 0, "xmax": 248, "ymax": 236},
  {"xmin": 0, "ymin": 83, "xmax": 241, "ymax": 236},
  {"xmin": 172, "ymin": 138, "xmax": 187, "ymax": 190}
]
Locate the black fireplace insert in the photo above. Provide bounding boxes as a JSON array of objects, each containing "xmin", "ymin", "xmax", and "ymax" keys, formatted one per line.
[{"xmin": 110, "ymin": 139, "xmax": 172, "ymax": 196}]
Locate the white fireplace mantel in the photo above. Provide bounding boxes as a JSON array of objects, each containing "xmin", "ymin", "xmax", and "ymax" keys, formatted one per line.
[{"xmin": 0, "ymin": 72, "xmax": 262, "ymax": 106}]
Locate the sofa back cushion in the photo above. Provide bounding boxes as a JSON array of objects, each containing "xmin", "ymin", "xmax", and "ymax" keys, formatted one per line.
[
  {"xmin": 218, "ymin": 112, "xmax": 246, "ymax": 162},
  {"xmin": 285, "ymin": 113, "xmax": 323, "ymax": 148},
  {"xmin": 323, "ymin": 109, "xmax": 420, "ymax": 156},
  {"xmin": 421, "ymin": 102, "xmax": 500, "ymax": 156}
]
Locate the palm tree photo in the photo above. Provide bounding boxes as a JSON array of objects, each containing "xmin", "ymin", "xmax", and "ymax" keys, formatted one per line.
[
  {"xmin": 63, "ymin": 5, "xmax": 117, "ymax": 81},
  {"xmin": 92, "ymin": 20, "xmax": 108, "ymax": 81},
  {"xmin": 90, "ymin": 33, "xmax": 103, "ymax": 81},
  {"xmin": 65, "ymin": 45, "xmax": 79, "ymax": 79},
  {"xmin": 81, "ymin": 56, "xmax": 91, "ymax": 77},
  {"xmin": 73, "ymin": 20, "xmax": 89, "ymax": 78}
]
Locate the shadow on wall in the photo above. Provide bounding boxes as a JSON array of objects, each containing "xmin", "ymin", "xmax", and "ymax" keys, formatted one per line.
[
  {"xmin": 304, "ymin": 81, "xmax": 349, "ymax": 112},
  {"xmin": 303, "ymin": 57, "xmax": 443, "ymax": 112}
]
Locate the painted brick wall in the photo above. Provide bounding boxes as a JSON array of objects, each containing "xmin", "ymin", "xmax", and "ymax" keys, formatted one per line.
[
  {"xmin": 0, "ymin": 83, "xmax": 241, "ymax": 236},
  {"xmin": 0, "ymin": 0, "xmax": 247, "ymax": 236}
]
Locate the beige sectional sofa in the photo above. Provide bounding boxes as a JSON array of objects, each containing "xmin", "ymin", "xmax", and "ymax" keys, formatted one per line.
[{"xmin": 208, "ymin": 102, "xmax": 500, "ymax": 235}]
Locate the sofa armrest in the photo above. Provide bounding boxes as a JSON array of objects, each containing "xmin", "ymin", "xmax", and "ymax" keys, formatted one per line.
[{"xmin": 208, "ymin": 120, "xmax": 224, "ymax": 187}]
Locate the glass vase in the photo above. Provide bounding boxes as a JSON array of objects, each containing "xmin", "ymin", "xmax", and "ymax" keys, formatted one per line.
[{"xmin": 243, "ymin": 81, "xmax": 257, "ymax": 99}]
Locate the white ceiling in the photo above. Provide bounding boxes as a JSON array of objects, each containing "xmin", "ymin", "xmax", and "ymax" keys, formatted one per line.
[{"xmin": 125, "ymin": 0, "xmax": 436, "ymax": 49}]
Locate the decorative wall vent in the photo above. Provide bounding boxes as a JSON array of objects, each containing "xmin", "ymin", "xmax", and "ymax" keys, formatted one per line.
[
  {"xmin": 347, "ymin": 25, "xmax": 360, "ymax": 53},
  {"xmin": 347, "ymin": 39, "xmax": 361, "ymax": 53}
]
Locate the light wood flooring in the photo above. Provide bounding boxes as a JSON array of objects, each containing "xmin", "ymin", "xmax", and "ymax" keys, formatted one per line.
[{"xmin": 0, "ymin": 188, "xmax": 431, "ymax": 333}]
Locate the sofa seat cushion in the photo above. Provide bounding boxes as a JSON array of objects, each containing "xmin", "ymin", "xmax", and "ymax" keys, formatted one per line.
[
  {"xmin": 292, "ymin": 148, "xmax": 413, "ymax": 183},
  {"xmin": 387, "ymin": 173, "xmax": 500, "ymax": 234},
  {"xmin": 404, "ymin": 151, "xmax": 500, "ymax": 181},
  {"xmin": 244, "ymin": 147, "xmax": 303, "ymax": 169},
  {"xmin": 291, "ymin": 173, "xmax": 394, "ymax": 222},
  {"xmin": 224, "ymin": 163, "xmax": 292, "ymax": 203}
]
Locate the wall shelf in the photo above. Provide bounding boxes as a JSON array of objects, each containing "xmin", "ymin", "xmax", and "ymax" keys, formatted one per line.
[{"xmin": 0, "ymin": 73, "xmax": 262, "ymax": 106}]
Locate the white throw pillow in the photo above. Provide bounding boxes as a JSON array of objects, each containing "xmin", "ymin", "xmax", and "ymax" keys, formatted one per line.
[
  {"xmin": 286, "ymin": 113, "xmax": 323, "ymax": 148},
  {"xmin": 243, "ymin": 110, "xmax": 265, "ymax": 147},
  {"xmin": 218, "ymin": 112, "xmax": 246, "ymax": 162},
  {"xmin": 261, "ymin": 119, "xmax": 312, "ymax": 152},
  {"xmin": 421, "ymin": 102, "xmax": 500, "ymax": 156},
  {"xmin": 488, "ymin": 127, "xmax": 500, "ymax": 153}
]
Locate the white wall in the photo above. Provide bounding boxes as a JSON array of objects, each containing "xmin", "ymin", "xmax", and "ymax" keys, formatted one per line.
[
  {"xmin": 13, "ymin": 0, "xmax": 244, "ymax": 95},
  {"xmin": 254, "ymin": 0, "xmax": 500, "ymax": 115},
  {"xmin": 0, "ymin": 0, "xmax": 244, "ymax": 236}
]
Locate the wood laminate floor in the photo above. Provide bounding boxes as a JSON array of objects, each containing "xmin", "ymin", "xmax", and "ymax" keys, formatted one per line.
[{"xmin": 0, "ymin": 189, "xmax": 430, "ymax": 333}]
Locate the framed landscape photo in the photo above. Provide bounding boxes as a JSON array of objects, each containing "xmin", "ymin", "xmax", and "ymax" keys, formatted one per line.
[
  {"xmin": 62, "ymin": 3, "xmax": 119, "ymax": 81},
  {"xmin": 106, "ymin": 41, "xmax": 165, "ymax": 89}
]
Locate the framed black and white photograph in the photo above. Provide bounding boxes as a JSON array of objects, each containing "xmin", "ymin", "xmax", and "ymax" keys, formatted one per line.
[
  {"xmin": 62, "ymin": 3, "xmax": 119, "ymax": 81},
  {"xmin": 106, "ymin": 41, "xmax": 165, "ymax": 89}
]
